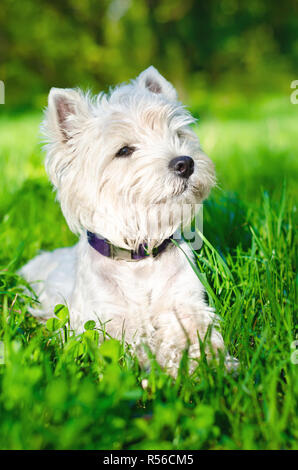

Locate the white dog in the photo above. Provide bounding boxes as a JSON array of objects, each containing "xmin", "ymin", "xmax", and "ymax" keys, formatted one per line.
[{"xmin": 20, "ymin": 66, "xmax": 235, "ymax": 375}]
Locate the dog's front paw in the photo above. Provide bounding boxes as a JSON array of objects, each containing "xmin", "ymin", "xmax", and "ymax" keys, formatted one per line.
[
  {"xmin": 224, "ymin": 354, "xmax": 239, "ymax": 373},
  {"xmin": 151, "ymin": 306, "xmax": 239, "ymax": 377}
]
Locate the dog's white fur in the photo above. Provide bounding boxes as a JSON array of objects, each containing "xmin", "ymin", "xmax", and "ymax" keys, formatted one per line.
[{"xmin": 20, "ymin": 67, "xmax": 235, "ymax": 375}]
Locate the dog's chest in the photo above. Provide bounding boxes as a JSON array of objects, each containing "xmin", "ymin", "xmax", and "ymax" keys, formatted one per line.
[
  {"xmin": 101, "ymin": 258, "xmax": 173, "ymax": 310},
  {"xmin": 71, "ymin": 241, "xmax": 189, "ymax": 339},
  {"xmin": 84, "ymin": 245, "xmax": 180, "ymax": 310},
  {"xmin": 100, "ymin": 260, "xmax": 178, "ymax": 341}
]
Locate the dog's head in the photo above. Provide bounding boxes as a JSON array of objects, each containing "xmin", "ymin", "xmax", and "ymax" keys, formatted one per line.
[{"xmin": 43, "ymin": 66, "xmax": 215, "ymax": 250}]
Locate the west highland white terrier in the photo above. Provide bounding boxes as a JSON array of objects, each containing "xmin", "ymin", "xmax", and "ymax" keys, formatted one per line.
[{"xmin": 20, "ymin": 66, "xmax": 236, "ymax": 375}]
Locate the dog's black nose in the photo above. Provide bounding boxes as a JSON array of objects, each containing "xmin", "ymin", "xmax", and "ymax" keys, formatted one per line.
[{"xmin": 169, "ymin": 156, "xmax": 194, "ymax": 178}]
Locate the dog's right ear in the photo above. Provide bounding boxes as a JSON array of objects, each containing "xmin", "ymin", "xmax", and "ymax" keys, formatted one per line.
[
  {"xmin": 136, "ymin": 66, "xmax": 178, "ymax": 102},
  {"xmin": 43, "ymin": 88, "xmax": 91, "ymax": 144}
]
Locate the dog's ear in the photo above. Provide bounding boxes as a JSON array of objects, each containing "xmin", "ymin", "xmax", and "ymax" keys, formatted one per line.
[
  {"xmin": 43, "ymin": 88, "xmax": 92, "ymax": 189},
  {"xmin": 43, "ymin": 88, "xmax": 91, "ymax": 144},
  {"xmin": 136, "ymin": 66, "xmax": 178, "ymax": 102}
]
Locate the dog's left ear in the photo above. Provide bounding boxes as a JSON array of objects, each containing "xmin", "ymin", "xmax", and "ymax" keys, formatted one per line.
[
  {"xmin": 43, "ymin": 88, "xmax": 92, "ymax": 189},
  {"xmin": 44, "ymin": 88, "xmax": 91, "ymax": 145},
  {"xmin": 136, "ymin": 66, "xmax": 178, "ymax": 102}
]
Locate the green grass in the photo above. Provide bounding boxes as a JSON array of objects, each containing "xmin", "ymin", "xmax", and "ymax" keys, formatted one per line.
[{"xmin": 0, "ymin": 94, "xmax": 297, "ymax": 450}]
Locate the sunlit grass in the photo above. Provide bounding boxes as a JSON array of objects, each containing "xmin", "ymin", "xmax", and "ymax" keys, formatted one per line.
[{"xmin": 0, "ymin": 96, "xmax": 296, "ymax": 449}]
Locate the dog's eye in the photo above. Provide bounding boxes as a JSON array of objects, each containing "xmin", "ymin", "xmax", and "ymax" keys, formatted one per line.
[{"xmin": 115, "ymin": 146, "xmax": 136, "ymax": 157}]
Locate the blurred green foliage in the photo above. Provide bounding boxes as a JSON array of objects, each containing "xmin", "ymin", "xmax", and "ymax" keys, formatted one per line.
[
  {"xmin": 0, "ymin": 1, "xmax": 297, "ymax": 450},
  {"xmin": 0, "ymin": 0, "xmax": 297, "ymax": 108}
]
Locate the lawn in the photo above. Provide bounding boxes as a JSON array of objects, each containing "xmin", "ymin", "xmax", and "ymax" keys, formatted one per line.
[{"xmin": 0, "ymin": 92, "xmax": 297, "ymax": 450}]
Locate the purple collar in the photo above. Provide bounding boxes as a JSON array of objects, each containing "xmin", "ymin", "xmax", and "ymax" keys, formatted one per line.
[{"xmin": 87, "ymin": 231, "xmax": 174, "ymax": 261}]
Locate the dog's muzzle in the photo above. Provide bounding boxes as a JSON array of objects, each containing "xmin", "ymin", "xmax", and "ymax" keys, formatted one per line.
[{"xmin": 169, "ymin": 156, "xmax": 194, "ymax": 179}]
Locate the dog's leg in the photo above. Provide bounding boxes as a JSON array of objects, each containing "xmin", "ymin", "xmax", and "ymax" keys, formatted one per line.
[{"xmin": 150, "ymin": 303, "xmax": 235, "ymax": 376}]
